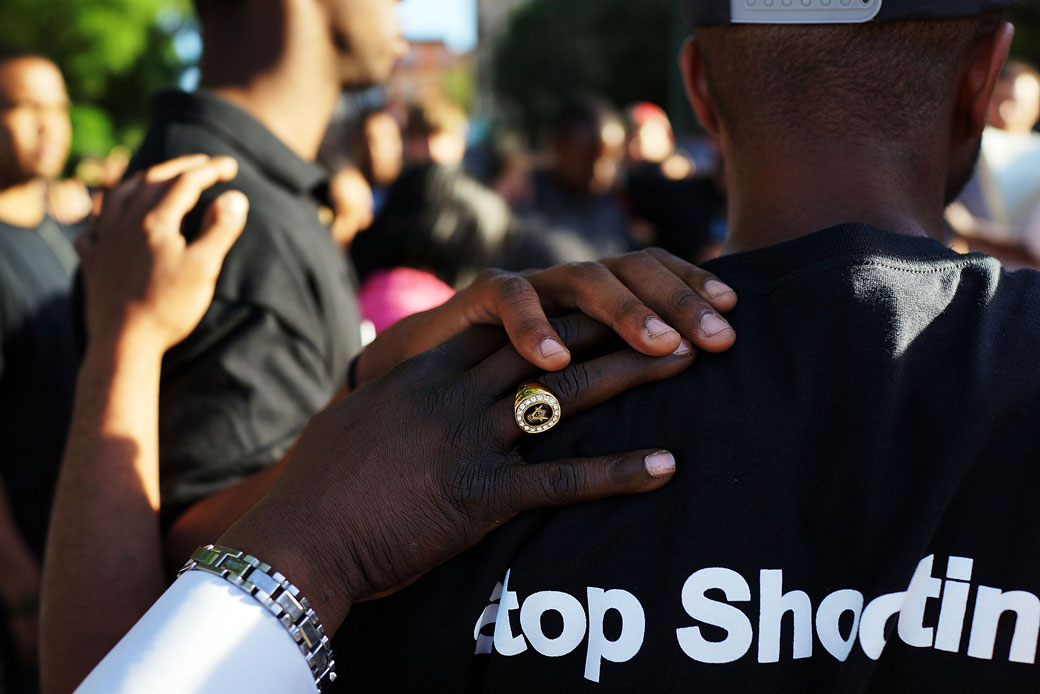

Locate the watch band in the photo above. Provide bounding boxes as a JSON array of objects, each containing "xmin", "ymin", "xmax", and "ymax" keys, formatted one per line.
[{"xmin": 179, "ymin": 545, "xmax": 336, "ymax": 690}]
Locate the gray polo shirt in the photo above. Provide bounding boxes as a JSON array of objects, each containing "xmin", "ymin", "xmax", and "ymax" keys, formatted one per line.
[{"xmin": 127, "ymin": 90, "xmax": 363, "ymax": 528}]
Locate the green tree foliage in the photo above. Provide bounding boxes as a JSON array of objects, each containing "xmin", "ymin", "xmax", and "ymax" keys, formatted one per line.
[
  {"xmin": 0, "ymin": 0, "xmax": 194, "ymax": 159},
  {"xmin": 492, "ymin": 0, "xmax": 679, "ymax": 137},
  {"xmin": 442, "ymin": 63, "xmax": 477, "ymax": 114}
]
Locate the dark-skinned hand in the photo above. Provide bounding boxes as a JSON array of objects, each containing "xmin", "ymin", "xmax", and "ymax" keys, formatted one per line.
[
  {"xmin": 355, "ymin": 249, "xmax": 737, "ymax": 386},
  {"xmin": 219, "ymin": 313, "xmax": 694, "ymax": 636}
]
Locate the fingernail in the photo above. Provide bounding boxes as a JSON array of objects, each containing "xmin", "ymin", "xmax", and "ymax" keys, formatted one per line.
[
  {"xmin": 645, "ymin": 451, "xmax": 676, "ymax": 478},
  {"xmin": 646, "ymin": 316, "xmax": 676, "ymax": 339},
  {"xmin": 539, "ymin": 338, "xmax": 568, "ymax": 359},
  {"xmin": 704, "ymin": 280, "xmax": 735, "ymax": 299},
  {"xmin": 673, "ymin": 338, "xmax": 693, "ymax": 356},
  {"xmin": 220, "ymin": 192, "xmax": 249, "ymax": 218},
  {"xmin": 700, "ymin": 313, "xmax": 730, "ymax": 338}
]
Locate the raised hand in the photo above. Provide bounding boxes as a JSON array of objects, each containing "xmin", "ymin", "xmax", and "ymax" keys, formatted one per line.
[{"xmin": 77, "ymin": 154, "xmax": 248, "ymax": 351}]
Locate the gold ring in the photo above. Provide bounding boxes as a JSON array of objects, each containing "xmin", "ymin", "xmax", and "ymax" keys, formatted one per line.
[{"xmin": 514, "ymin": 382, "xmax": 562, "ymax": 434}]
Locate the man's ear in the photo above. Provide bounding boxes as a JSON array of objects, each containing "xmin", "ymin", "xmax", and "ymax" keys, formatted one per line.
[
  {"xmin": 959, "ymin": 21, "xmax": 1014, "ymax": 140},
  {"xmin": 680, "ymin": 37, "xmax": 722, "ymax": 138}
]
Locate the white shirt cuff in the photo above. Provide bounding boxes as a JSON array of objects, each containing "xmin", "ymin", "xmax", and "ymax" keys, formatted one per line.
[{"xmin": 76, "ymin": 570, "xmax": 318, "ymax": 694}]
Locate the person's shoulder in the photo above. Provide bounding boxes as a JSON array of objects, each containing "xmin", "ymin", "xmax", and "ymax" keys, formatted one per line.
[
  {"xmin": 923, "ymin": 258, "xmax": 1040, "ymax": 393},
  {"xmin": 178, "ymin": 180, "xmax": 304, "ymax": 296},
  {"xmin": 989, "ymin": 264, "xmax": 1040, "ymax": 328},
  {"xmin": 129, "ymin": 120, "xmax": 235, "ymax": 175},
  {"xmin": 127, "ymin": 117, "xmax": 310, "ymax": 277},
  {"xmin": 854, "ymin": 241, "xmax": 1040, "ymax": 344}
]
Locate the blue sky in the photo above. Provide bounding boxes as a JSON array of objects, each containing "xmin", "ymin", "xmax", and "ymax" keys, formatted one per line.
[{"xmin": 398, "ymin": 0, "xmax": 477, "ymax": 53}]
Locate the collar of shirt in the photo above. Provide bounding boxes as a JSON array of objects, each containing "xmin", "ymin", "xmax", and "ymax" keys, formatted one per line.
[
  {"xmin": 149, "ymin": 90, "xmax": 328, "ymax": 196},
  {"xmin": 703, "ymin": 224, "xmax": 959, "ymax": 290}
]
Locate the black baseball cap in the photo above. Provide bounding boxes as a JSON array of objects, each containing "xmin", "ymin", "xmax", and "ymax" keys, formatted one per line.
[{"xmin": 683, "ymin": 0, "xmax": 1019, "ymax": 27}]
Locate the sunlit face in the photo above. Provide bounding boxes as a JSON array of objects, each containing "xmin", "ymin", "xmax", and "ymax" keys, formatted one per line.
[
  {"xmin": 0, "ymin": 57, "xmax": 71, "ymax": 186},
  {"xmin": 326, "ymin": 0, "xmax": 408, "ymax": 89},
  {"xmin": 364, "ymin": 111, "xmax": 403, "ymax": 185}
]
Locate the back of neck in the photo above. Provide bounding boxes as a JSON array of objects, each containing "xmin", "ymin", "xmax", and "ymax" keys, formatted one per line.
[
  {"xmin": 722, "ymin": 139, "xmax": 947, "ymax": 254},
  {"xmin": 206, "ymin": 79, "xmax": 338, "ymax": 163},
  {"xmin": 198, "ymin": 26, "xmax": 339, "ymax": 162}
]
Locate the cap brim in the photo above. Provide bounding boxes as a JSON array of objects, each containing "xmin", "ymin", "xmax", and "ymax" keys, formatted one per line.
[{"xmin": 683, "ymin": 0, "xmax": 1019, "ymax": 27}]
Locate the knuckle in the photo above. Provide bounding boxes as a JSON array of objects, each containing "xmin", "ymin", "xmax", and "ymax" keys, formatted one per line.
[
  {"xmin": 513, "ymin": 314, "xmax": 548, "ymax": 339},
  {"xmin": 543, "ymin": 464, "xmax": 582, "ymax": 503},
  {"xmin": 393, "ymin": 349, "xmax": 437, "ymax": 384},
  {"xmin": 141, "ymin": 210, "xmax": 167, "ymax": 233},
  {"xmin": 550, "ymin": 363, "xmax": 591, "ymax": 402},
  {"xmin": 678, "ymin": 262, "xmax": 707, "ymax": 285},
  {"xmin": 644, "ymin": 246, "xmax": 673, "ymax": 261},
  {"xmin": 495, "ymin": 275, "xmax": 536, "ymax": 305},
  {"xmin": 668, "ymin": 287, "xmax": 708, "ymax": 315},
  {"xmin": 144, "ymin": 164, "xmax": 171, "ymax": 184},
  {"xmin": 617, "ymin": 296, "xmax": 650, "ymax": 321},
  {"xmin": 615, "ymin": 250, "xmax": 652, "ymax": 274},
  {"xmin": 602, "ymin": 455, "xmax": 629, "ymax": 487},
  {"xmin": 567, "ymin": 261, "xmax": 609, "ymax": 282},
  {"xmin": 176, "ymin": 168, "xmax": 206, "ymax": 189},
  {"xmin": 475, "ymin": 268, "xmax": 505, "ymax": 285}
]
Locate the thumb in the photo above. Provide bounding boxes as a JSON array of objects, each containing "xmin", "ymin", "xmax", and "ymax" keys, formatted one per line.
[
  {"xmin": 500, "ymin": 450, "xmax": 676, "ymax": 513},
  {"xmin": 189, "ymin": 190, "xmax": 248, "ymax": 272}
]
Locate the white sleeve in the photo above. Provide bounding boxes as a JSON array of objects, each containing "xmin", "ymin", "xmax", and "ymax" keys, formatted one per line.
[{"xmin": 75, "ymin": 570, "xmax": 319, "ymax": 694}]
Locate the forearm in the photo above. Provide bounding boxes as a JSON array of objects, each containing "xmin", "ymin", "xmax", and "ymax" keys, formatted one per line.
[
  {"xmin": 163, "ymin": 456, "xmax": 289, "ymax": 569},
  {"xmin": 40, "ymin": 331, "xmax": 168, "ymax": 694}
]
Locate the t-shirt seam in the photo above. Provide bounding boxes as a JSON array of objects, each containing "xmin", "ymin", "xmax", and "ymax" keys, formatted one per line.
[{"xmin": 732, "ymin": 251, "xmax": 995, "ymax": 296}]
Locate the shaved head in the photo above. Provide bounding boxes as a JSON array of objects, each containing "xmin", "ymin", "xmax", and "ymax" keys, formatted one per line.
[{"xmin": 696, "ymin": 14, "xmax": 1003, "ymax": 147}]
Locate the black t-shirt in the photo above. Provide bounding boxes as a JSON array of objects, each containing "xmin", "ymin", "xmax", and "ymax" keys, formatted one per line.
[
  {"xmin": 127, "ymin": 91, "xmax": 363, "ymax": 527},
  {"xmin": 0, "ymin": 218, "xmax": 82, "ymax": 559},
  {"xmin": 336, "ymin": 225, "xmax": 1040, "ymax": 693}
]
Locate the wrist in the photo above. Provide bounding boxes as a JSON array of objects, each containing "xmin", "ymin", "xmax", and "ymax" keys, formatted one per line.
[
  {"xmin": 83, "ymin": 324, "xmax": 166, "ymax": 371},
  {"xmin": 217, "ymin": 500, "xmax": 359, "ymax": 636},
  {"xmin": 178, "ymin": 544, "xmax": 338, "ymax": 689}
]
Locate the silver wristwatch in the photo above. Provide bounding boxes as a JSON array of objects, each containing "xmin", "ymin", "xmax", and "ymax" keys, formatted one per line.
[{"xmin": 179, "ymin": 545, "xmax": 337, "ymax": 690}]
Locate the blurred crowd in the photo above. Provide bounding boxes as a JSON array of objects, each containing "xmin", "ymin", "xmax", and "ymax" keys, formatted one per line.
[{"xmin": 325, "ymin": 92, "xmax": 729, "ymax": 337}]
